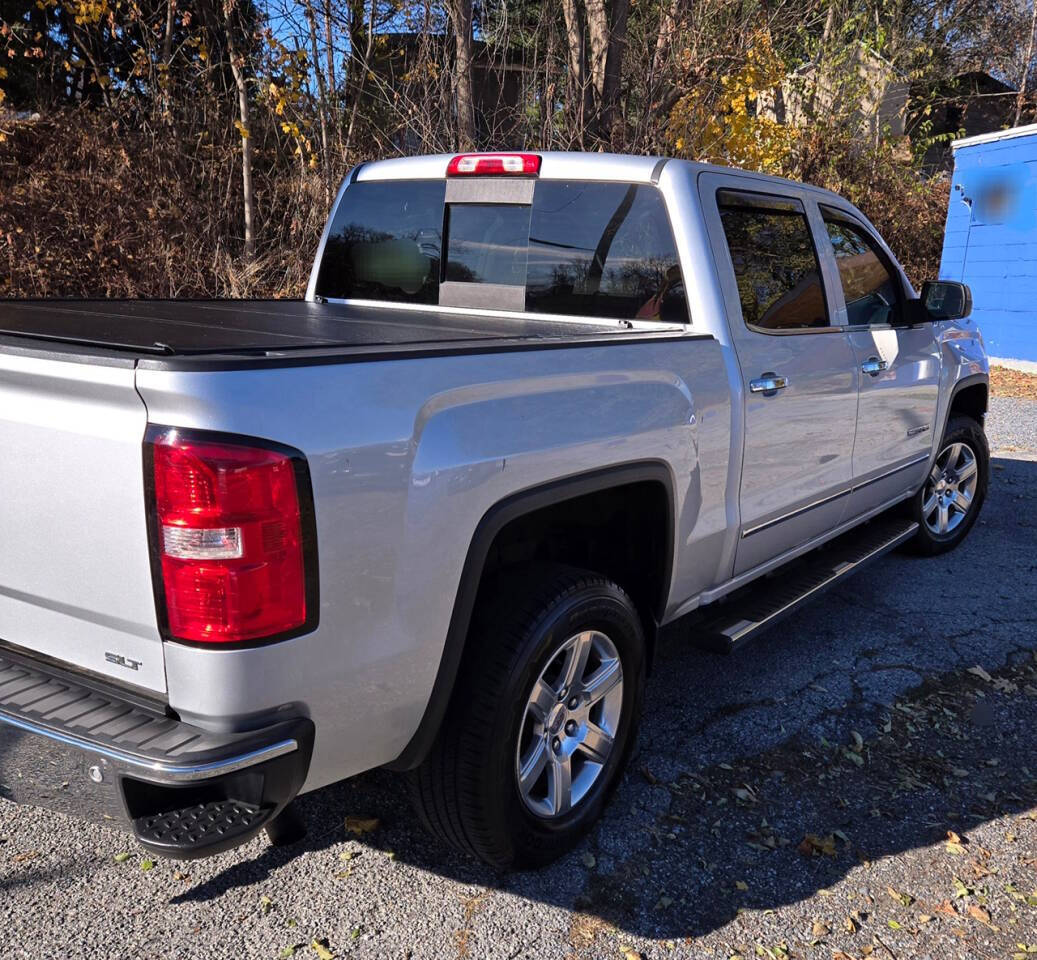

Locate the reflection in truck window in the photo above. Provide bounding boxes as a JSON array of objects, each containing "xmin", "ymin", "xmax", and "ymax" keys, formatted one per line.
[
  {"xmin": 717, "ymin": 196, "xmax": 828, "ymax": 331},
  {"xmin": 445, "ymin": 203, "xmax": 532, "ymax": 286},
  {"xmin": 525, "ymin": 182, "xmax": 688, "ymax": 323},
  {"xmin": 315, "ymin": 181, "xmax": 445, "ymax": 304},
  {"xmin": 822, "ymin": 214, "xmax": 900, "ymax": 326}
]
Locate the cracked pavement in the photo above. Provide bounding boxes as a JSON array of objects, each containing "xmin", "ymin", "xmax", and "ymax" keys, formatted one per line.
[{"xmin": 1, "ymin": 404, "xmax": 1036, "ymax": 960}]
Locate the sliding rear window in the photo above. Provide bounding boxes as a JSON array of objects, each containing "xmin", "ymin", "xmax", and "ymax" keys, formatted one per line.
[{"xmin": 315, "ymin": 178, "xmax": 688, "ymax": 323}]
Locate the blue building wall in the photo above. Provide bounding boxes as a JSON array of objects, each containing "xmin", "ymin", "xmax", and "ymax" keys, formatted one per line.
[{"xmin": 940, "ymin": 128, "xmax": 1037, "ymax": 362}]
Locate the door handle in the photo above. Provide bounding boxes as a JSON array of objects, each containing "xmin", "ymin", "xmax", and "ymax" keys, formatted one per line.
[
  {"xmin": 861, "ymin": 357, "xmax": 888, "ymax": 376},
  {"xmin": 749, "ymin": 373, "xmax": 789, "ymax": 394}
]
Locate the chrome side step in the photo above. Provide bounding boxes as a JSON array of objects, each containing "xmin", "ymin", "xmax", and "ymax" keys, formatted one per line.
[{"xmin": 692, "ymin": 516, "xmax": 919, "ymax": 653}]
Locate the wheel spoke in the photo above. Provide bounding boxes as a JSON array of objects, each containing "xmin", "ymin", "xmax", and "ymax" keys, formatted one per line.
[
  {"xmin": 957, "ymin": 456, "xmax": 977, "ymax": 483},
  {"xmin": 560, "ymin": 632, "xmax": 593, "ymax": 692},
  {"xmin": 549, "ymin": 756, "xmax": 572, "ymax": 815},
  {"xmin": 946, "ymin": 442, "xmax": 963, "ymax": 469},
  {"xmin": 922, "ymin": 492, "xmax": 938, "ymax": 518},
  {"xmin": 527, "ymin": 678, "xmax": 556, "ymax": 723},
  {"xmin": 578, "ymin": 722, "xmax": 613, "ymax": 764},
  {"xmin": 518, "ymin": 738, "xmax": 549, "ymax": 796},
  {"xmin": 929, "ymin": 461, "xmax": 942, "ymax": 485},
  {"xmin": 953, "ymin": 489, "xmax": 972, "ymax": 514},
  {"xmin": 582, "ymin": 658, "xmax": 622, "ymax": 705},
  {"xmin": 938, "ymin": 502, "xmax": 950, "ymax": 533}
]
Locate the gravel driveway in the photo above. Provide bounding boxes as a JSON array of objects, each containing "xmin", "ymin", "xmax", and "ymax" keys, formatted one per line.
[{"xmin": 2, "ymin": 400, "xmax": 1036, "ymax": 960}]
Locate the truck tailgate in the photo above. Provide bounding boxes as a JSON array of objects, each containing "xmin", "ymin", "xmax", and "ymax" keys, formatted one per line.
[{"xmin": 0, "ymin": 349, "xmax": 164, "ymax": 693}]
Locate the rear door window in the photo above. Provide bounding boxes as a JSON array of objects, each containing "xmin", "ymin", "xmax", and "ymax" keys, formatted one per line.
[
  {"xmin": 314, "ymin": 180, "xmax": 445, "ymax": 304},
  {"xmin": 717, "ymin": 190, "xmax": 829, "ymax": 332},
  {"xmin": 525, "ymin": 182, "xmax": 688, "ymax": 323}
]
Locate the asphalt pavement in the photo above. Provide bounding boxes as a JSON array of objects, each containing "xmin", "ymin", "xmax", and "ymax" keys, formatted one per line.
[{"xmin": 2, "ymin": 399, "xmax": 1035, "ymax": 960}]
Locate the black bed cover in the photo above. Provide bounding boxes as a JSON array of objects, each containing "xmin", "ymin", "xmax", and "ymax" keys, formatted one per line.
[{"xmin": 0, "ymin": 299, "xmax": 628, "ymax": 357}]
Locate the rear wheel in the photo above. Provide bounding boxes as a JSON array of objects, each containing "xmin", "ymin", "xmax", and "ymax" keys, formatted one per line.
[
  {"xmin": 904, "ymin": 414, "xmax": 988, "ymax": 555},
  {"xmin": 409, "ymin": 566, "xmax": 645, "ymax": 869}
]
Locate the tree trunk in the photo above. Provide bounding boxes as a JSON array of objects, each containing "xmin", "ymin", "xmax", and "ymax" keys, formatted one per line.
[
  {"xmin": 223, "ymin": 0, "xmax": 255, "ymax": 260},
  {"xmin": 343, "ymin": 0, "xmax": 375, "ymax": 159},
  {"xmin": 447, "ymin": 0, "xmax": 476, "ymax": 149},
  {"xmin": 304, "ymin": 0, "xmax": 332, "ymax": 205},
  {"xmin": 560, "ymin": 0, "xmax": 588, "ymax": 147},
  {"xmin": 599, "ymin": 0, "xmax": 629, "ymax": 143},
  {"xmin": 583, "ymin": 0, "xmax": 629, "ymax": 145},
  {"xmin": 1016, "ymin": 0, "xmax": 1037, "ymax": 126}
]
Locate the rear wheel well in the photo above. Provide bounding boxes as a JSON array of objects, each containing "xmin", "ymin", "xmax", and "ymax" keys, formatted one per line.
[
  {"xmin": 949, "ymin": 381, "xmax": 988, "ymax": 424},
  {"xmin": 476, "ymin": 480, "xmax": 672, "ymax": 651}
]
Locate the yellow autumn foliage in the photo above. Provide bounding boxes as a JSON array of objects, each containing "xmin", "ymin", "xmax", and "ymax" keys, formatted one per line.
[{"xmin": 666, "ymin": 31, "xmax": 795, "ymax": 175}]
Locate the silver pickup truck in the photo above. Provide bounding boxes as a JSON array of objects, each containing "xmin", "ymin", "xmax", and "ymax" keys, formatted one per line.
[{"xmin": 0, "ymin": 152, "xmax": 989, "ymax": 869}]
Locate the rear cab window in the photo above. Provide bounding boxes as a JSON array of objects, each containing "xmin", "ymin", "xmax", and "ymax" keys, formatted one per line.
[
  {"xmin": 716, "ymin": 190, "xmax": 830, "ymax": 332},
  {"xmin": 314, "ymin": 178, "xmax": 689, "ymax": 324}
]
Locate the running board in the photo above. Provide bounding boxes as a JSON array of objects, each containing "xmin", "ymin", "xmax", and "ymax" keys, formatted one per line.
[{"xmin": 692, "ymin": 516, "xmax": 919, "ymax": 653}]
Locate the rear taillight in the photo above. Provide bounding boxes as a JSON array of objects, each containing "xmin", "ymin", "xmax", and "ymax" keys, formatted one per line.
[
  {"xmin": 446, "ymin": 153, "xmax": 541, "ymax": 176},
  {"xmin": 146, "ymin": 428, "xmax": 317, "ymax": 645}
]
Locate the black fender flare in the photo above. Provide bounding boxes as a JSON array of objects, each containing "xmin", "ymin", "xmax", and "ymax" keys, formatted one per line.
[{"xmin": 387, "ymin": 460, "xmax": 676, "ymax": 771}]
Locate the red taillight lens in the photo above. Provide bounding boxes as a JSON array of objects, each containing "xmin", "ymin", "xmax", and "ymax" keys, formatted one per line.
[
  {"xmin": 148, "ymin": 430, "xmax": 314, "ymax": 645},
  {"xmin": 446, "ymin": 153, "xmax": 541, "ymax": 176}
]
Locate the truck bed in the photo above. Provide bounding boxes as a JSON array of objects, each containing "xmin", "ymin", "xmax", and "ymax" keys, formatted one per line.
[{"xmin": 0, "ymin": 299, "xmax": 649, "ymax": 360}]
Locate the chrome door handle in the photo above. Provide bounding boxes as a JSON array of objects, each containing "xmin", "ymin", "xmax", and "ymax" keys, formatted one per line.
[
  {"xmin": 749, "ymin": 373, "xmax": 789, "ymax": 394},
  {"xmin": 861, "ymin": 357, "xmax": 888, "ymax": 376}
]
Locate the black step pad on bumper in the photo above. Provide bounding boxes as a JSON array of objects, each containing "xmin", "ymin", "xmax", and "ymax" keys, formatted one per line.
[
  {"xmin": 693, "ymin": 516, "xmax": 919, "ymax": 653},
  {"xmin": 0, "ymin": 646, "xmax": 313, "ymax": 859},
  {"xmin": 135, "ymin": 799, "xmax": 265, "ymax": 853}
]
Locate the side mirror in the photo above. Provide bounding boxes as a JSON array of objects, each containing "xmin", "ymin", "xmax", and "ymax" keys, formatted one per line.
[{"xmin": 919, "ymin": 280, "xmax": 972, "ymax": 321}]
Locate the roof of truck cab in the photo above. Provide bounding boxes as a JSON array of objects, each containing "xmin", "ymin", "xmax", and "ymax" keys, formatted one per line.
[{"xmin": 351, "ymin": 151, "xmax": 849, "ymax": 205}]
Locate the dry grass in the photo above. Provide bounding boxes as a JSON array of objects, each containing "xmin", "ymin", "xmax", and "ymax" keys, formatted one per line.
[{"xmin": 990, "ymin": 365, "xmax": 1037, "ymax": 401}]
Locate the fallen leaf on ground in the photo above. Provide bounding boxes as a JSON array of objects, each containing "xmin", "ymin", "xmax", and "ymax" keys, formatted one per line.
[
  {"xmin": 887, "ymin": 886, "xmax": 914, "ymax": 907},
  {"xmin": 619, "ymin": 946, "xmax": 643, "ymax": 960},
  {"xmin": 798, "ymin": 833, "xmax": 837, "ymax": 857},
  {"xmin": 967, "ymin": 904, "xmax": 993, "ymax": 925},
  {"xmin": 140, "ymin": 859, "xmax": 154, "ymax": 872},
  {"xmin": 344, "ymin": 816, "xmax": 379, "ymax": 835},
  {"xmin": 112, "ymin": 852, "xmax": 130, "ymax": 863},
  {"xmin": 967, "ymin": 665, "xmax": 993, "ymax": 682},
  {"xmin": 581, "ymin": 852, "xmax": 596, "ymax": 869},
  {"xmin": 934, "ymin": 899, "xmax": 958, "ymax": 917},
  {"xmin": 310, "ymin": 938, "xmax": 334, "ymax": 960},
  {"xmin": 735, "ymin": 880, "xmax": 748, "ymax": 891}
]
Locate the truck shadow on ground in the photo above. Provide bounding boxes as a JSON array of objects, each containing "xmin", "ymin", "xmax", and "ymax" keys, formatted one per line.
[{"xmin": 172, "ymin": 456, "xmax": 1037, "ymax": 941}]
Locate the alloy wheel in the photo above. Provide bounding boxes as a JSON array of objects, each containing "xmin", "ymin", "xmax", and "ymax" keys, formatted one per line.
[
  {"xmin": 922, "ymin": 441, "xmax": 979, "ymax": 536},
  {"xmin": 514, "ymin": 630, "xmax": 624, "ymax": 819}
]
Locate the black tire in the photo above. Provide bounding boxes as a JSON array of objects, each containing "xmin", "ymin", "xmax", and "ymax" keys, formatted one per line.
[
  {"xmin": 408, "ymin": 565, "xmax": 646, "ymax": 869},
  {"xmin": 903, "ymin": 414, "xmax": 989, "ymax": 556}
]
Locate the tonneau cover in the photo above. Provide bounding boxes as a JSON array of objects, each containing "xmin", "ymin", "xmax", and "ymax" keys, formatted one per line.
[{"xmin": 0, "ymin": 300, "xmax": 622, "ymax": 356}]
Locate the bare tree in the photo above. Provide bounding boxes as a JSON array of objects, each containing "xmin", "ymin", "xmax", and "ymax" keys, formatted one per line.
[
  {"xmin": 1016, "ymin": 0, "xmax": 1037, "ymax": 125},
  {"xmin": 223, "ymin": 0, "xmax": 255, "ymax": 259},
  {"xmin": 447, "ymin": 0, "xmax": 476, "ymax": 148}
]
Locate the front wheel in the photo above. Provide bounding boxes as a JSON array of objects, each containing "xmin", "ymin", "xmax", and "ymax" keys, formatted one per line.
[
  {"xmin": 904, "ymin": 414, "xmax": 989, "ymax": 555},
  {"xmin": 409, "ymin": 566, "xmax": 645, "ymax": 869}
]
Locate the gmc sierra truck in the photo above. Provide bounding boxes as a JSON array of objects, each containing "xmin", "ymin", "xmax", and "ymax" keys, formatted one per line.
[{"xmin": 0, "ymin": 152, "xmax": 989, "ymax": 869}]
